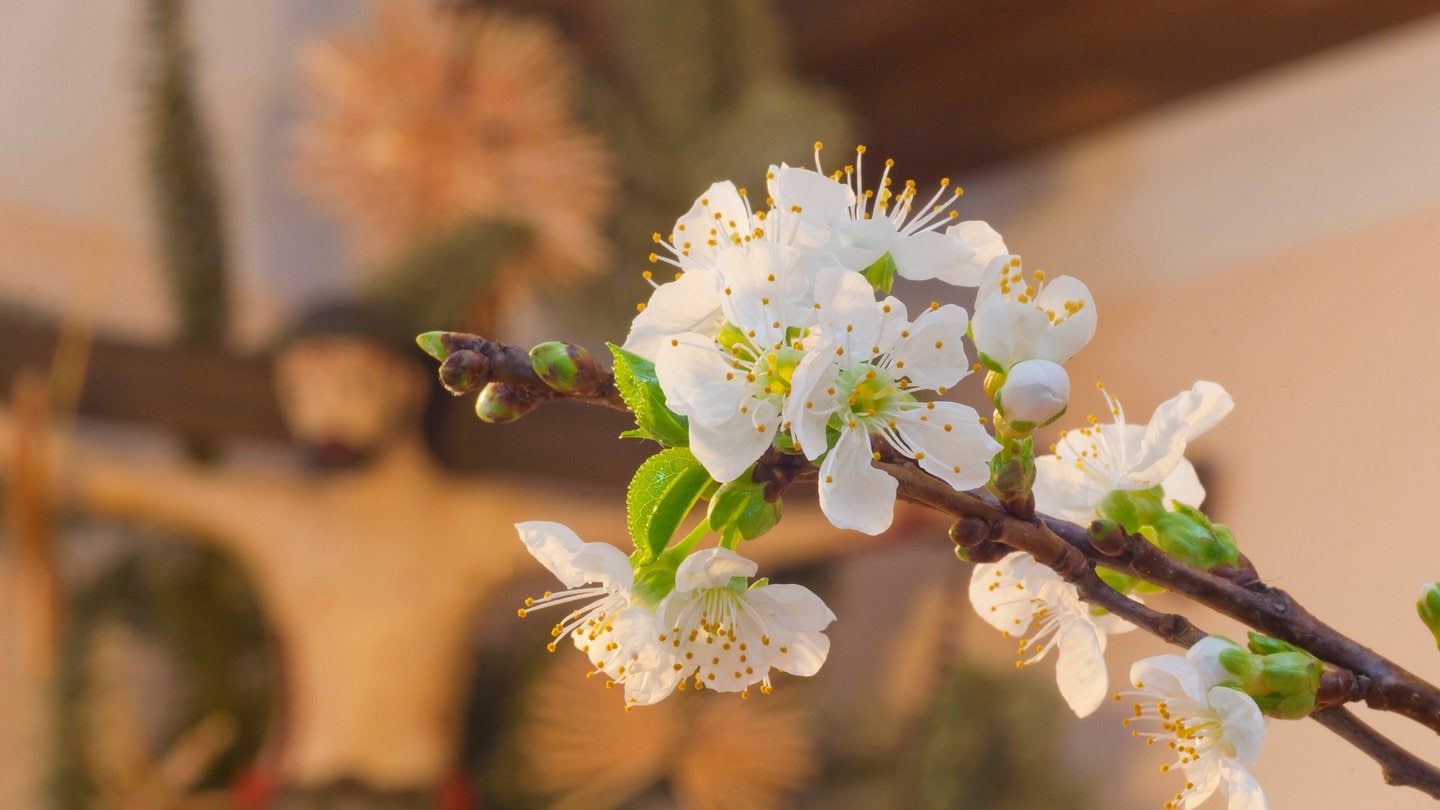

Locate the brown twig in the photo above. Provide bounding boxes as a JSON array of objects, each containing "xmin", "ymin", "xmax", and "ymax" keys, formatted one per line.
[{"xmin": 427, "ymin": 332, "xmax": 628, "ymax": 412}]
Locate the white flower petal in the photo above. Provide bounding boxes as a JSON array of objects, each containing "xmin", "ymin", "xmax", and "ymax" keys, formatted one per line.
[
  {"xmin": 1217, "ymin": 761, "xmax": 1268, "ymax": 810},
  {"xmin": 815, "ymin": 266, "xmax": 885, "ymax": 349},
  {"xmin": 623, "ymin": 267, "xmax": 723, "ymax": 357},
  {"xmin": 1130, "ymin": 654, "xmax": 1206, "ymax": 702},
  {"xmin": 818, "ymin": 426, "xmax": 898, "ymax": 534},
  {"xmin": 1207, "ymin": 686, "xmax": 1267, "ymax": 767},
  {"xmin": 1054, "ymin": 619, "xmax": 1109, "ymax": 717},
  {"xmin": 1161, "ymin": 458, "xmax": 1207, "ymax": 511},
  {"xmin": 1188, "ymin": 636, "xmax": 1241, "ymax": 691},
  {"xmin": 1130, "ymin": 381, "xmax": 1234, "ymax": 482},
  {"xmin": 1029, "ymin": 274, "xmax": 1097, "ymax": 363},
  {"xmin": 886, "ymin": 303, "xmax": 970, "ymax": 391},
  {"xmin": 895, "ymin": 401, "xmax": 999, "ymax": 491},
  {"xmin": 655, "ymin": 333, "xmax": 749, "ymax": 425},
  {"xmin": 688, "ymin": 407, "xmax": 774, "ymax": 484},
  {"xmin": 887, "ymin": 229, "xmax": 969, "ymax": 282},
  {"xmin": 772, "ymin": 630, "xmax": 830, "ymax": 676},
  {"xmin": 749, "ymin": 583, "xmax": 838, "ymax": 631},
  {"xmin": 1033, "ymin": 454, "xmax": 1112, "ymax": 524},
  {"xmin": 968, "ymin": 557, "xmax": 1040, "ymax": 634},
  {"xmin": 674, "ymin": 546, "xmax": 759, "ymax": 591},
  {"xmin": 933, "ymin": 220, "xmax": 1008, "ymax": 286},
  {"xmin": 515, "ymin": 521, "xmax": 591, "ymax": 588}
]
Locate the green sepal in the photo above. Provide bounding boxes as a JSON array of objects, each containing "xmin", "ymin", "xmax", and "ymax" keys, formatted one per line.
[
  {"xmin": 626, "ymin": 447, "xmax": 714, "ymax": 564},
  {"xmin": 1098, "ymin": 487, "xmax": 1165, "ymax": 535},
  {"xmin": 860, "ymin": 251, "xmax": 897, "ymax": 294},
  {"xmin": 632, "ymin": 565, "xmax": 677, "ymax": 607},
  {"xmin": 1237, "ymin": 632, "xmax": 1324, "ymax": 719},
  {"xmin": 1417, "ymin": 583, "xmax": 1440, "ymax": 651},
  {"xmin": 1151, "ymin": 504, "xmax": 1240, "ymax": 570},
  {"xmin": 416, "ymin": 331, "xmax": 448, "ymax": 361},
  {"xmin": 609, "ymin": 343, "xmax": 690, "ymax": 447},
  {"xmin": 707, "ymin": 478, "xmax": 783, "ymax": 541}
]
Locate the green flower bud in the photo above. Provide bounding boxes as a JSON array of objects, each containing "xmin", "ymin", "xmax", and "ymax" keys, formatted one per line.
[
  {"xmin": 708, "ymin": 479, "xmax": 782, "ymax": 541},
  {"xmin": 439, "ymin": 350, "xmax": 490, "ymax": 394},
  {"xmin": 528, "ymin": 341, "xmax": 603, "ymax": 394},
  {"xmin": 475, "ymin": 382, "xmax": 538, "ymax": 424},
  {"xmin": 1418, "ymin": 583, "xmax": 1440, "ymax": 650}
]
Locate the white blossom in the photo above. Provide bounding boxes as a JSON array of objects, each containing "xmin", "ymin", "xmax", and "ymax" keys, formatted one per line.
[
  {"xmin": 653, "ymin": 241, "xmax": 827, "ymax": 483},
  {"xmin": 515, "ymin": 522, "xmax": 680, "ymax": 706},
  {"xmin": 786, "ymin": 267, "xmax": 1001, "ymax": 534},
  {"xmin": 970, "ymin": 254, "xmax": 1096, "ymax": 371},
  {"xmin": 969, "ymin": 552, "xmax": 1134, "ymax": 716},
  {"xmin": 658, "ymin": 547, "xmax": 835, "ymax": 696},
  {"xmin": 1033, "ymin": 382, "xmax": 1234, "ymax": 525},
  {"xmin": 995, "ymin": 358, "xmax": 1071, "ymax": 426},
  {"xmin": 1120, "ymin": 637, "xmax": 1268, "ymax": 810},
  {"xmin": 772, "ymin": 146, "xmax": 1008, "ymax": 285}
]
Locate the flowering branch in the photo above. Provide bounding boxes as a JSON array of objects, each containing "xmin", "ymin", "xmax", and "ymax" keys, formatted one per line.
[
  {"xmin": 420, "ymin": 330, "xmax": 1440, "ymax": 799},
  {"xmin": 419, "ymin": 149, "xmax": 1440, "ymax": 808}
]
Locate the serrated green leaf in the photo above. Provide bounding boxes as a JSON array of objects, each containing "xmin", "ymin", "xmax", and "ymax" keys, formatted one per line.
[
  {"xmin": 626, "ymin": 447, "xmax": 713, "ymax": 563},
  {"xmin": 608, "ymin": 343, "xmax": 690, "ymax": 446}
]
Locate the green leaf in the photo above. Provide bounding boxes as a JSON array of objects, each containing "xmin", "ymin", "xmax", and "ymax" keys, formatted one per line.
[
  {"xmin": 608, "ymin": 343, "xmax": 690, "ymax": 446},
  {"xmin": 626, "ymin": 448, "xmax": 713, "ymax": 563},
  {"xmin": 860, "ymin": 251, "xmax": 897, "ymax": 294}
]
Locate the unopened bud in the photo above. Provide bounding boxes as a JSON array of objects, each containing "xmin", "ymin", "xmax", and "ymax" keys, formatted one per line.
[
  {"xmin": 1240, "ymin": 632, "xmax": 1325, "ymax": 719},
  {"xmin": 439, "ymin": 350, "xmax": 491, "ymax": 393},
  {"xmin": 708, "ymin": 479, "xmax": 783, "ymax": 541},
  {"xmin": 475, "ymin": 382, "xmax": 539, "ymax": 424},
  {"xmin": 994, "ymin": 359, "xmax": 1070, "ymax": 427},
  {"xmin": 1418, "ymin": 583, "xmax": 1440, "ymax": 650},
  {"xmin": 529, "ymin": 341, "xmax": 604, "ymax": 394}
]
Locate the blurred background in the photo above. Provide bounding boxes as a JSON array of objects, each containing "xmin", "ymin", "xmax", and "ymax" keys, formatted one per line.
[{"xmin": 3, "ymin": 0, "xmax": 1440, "ymax": 807}]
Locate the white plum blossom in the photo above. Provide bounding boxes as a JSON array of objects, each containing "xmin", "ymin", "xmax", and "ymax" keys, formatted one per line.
[
  {"xmin": 1120, "ymin": 637, "xmax": 1268, "ymax": 810},
  {"xmin": 787, "ymin": 267, "xmax": 1001, "ymax": 534},
  {"xmin": 624, "ymin": 181, "xmax": 755, "ymax": 358},
  {"xmin": 969, "ymin": 254, "xmax": 1096, "ymax": 372},
  {"xmin": 969, "ymin": 552, "xmax": 1135, "ymax": 716},
  {"xmin": 1033, "ymin": 381, "xmax": 1234, "ymax": 525},
  {"xmin": 658, "ymin": 547, "xmax": 835, "ymax": 696},
  {"xmin": 626, "ymin": 150, "xmax": 1009, "ymax": 359},
  {"xmin": 654, "ymin": 241, "xmax": 827, "ymax": 483},
  {"xmin": 995, "ymin": 358, "xmax": 1071, "ymax": 426},
  {"xmin": 514, "ymin": 522, "xmax": 680, "ymax": 706},
  {"xmin": 771, "ymin": 146, "xmax": 1009, "ymax": 285}
]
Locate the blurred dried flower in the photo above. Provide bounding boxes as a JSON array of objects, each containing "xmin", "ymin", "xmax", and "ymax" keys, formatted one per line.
[
  {"xmin": 295, "ymin": 0, "xmax": 614, "ymax": 290},
  {"xmin": 518, "ymin": 655, "xmax": 818, "ymax": 809}
]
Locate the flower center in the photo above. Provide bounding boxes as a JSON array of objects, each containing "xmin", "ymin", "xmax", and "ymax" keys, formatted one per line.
[{"xmin": 1119, "ymin": 692, "xmax": 1228, "ymax": 809}]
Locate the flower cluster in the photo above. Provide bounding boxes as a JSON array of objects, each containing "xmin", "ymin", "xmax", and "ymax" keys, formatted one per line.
[
  {"xmin": 634, "ymin": 146, "xmax": 1014, "ymax": 534},
  {"xmin": 492, "ymin": 144, "xmax": 1284, "ymax": 810},
  {"xmin": 516, "ymin": 522, "xmax": 834, "ymax": 705}
]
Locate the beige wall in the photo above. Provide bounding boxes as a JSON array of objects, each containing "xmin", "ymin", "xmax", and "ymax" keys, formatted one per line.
[{"xmin": 960, "ymin": 15, "xmax": 1440, "ymax": 810}]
